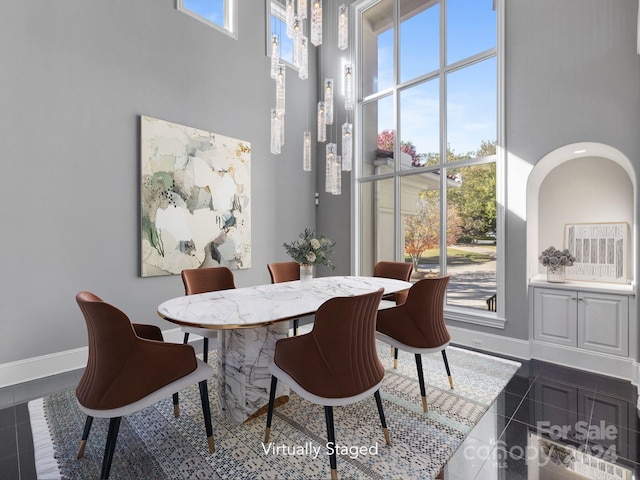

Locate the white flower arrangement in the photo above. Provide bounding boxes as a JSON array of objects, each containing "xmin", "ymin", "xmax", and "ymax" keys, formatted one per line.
[
  {"xmin": 538, "ymin": 246, "xmax": 576, "ymax": 272},
  {"xmin": 283, "ymin": 228, "xmax": 335, "ymax": 268}
]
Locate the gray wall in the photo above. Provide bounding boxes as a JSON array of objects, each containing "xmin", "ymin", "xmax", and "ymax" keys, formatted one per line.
[{"xmin": 0, "ymin": 0, "xmax": 317, "ymax": 365}]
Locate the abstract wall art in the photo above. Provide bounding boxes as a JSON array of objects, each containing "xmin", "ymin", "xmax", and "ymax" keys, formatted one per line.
[
  {"xmin": 564, "ymin": 222, "xmax": 628, "ymax": 284},
  {"xmin": 140, "ymin": 115, "xmax": 251, "ymax": 277}
]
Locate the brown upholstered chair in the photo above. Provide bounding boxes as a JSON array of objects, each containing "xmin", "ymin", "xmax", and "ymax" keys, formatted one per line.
[
  {"xmin": 267, "ymin": 261, "xmax": 301, "ymax": 335},
  {"xmin": 264, "ymin": 289, "xmax": 390, "ymax": 480},
  {"xmin": 173, "ymin": 266, "xmax": 236, "ymax": 415},
  {"xmin": 75, "ymin": 291, "xmax": 214, "ymax": 480},
  {"xmin": 376, "ymin": 276, "xmax": 452, "ymax": 413},
  {"xmin": 373, "ymin": 261, "xmax": 413, "ymax": 306}
]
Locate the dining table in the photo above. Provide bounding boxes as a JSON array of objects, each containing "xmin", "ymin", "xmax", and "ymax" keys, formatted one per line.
[{"xmin": 157, "ymin": 275, "xmax": 412, "ymax": 424}]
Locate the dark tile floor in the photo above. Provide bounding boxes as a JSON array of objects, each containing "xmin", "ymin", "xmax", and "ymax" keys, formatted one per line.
[{"xmin": 1, "ymin": 355, "xmax": 638, "ymax": 479}]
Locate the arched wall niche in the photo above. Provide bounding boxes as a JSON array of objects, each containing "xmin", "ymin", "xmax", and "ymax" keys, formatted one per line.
[{"xmin": 526, "ymin": 142, "xmax": 637, "ymax": 287}]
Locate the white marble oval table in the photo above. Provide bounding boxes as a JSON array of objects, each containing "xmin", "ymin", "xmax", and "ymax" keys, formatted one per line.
[{"xmin": 158, "ymin": 276, "xmax": 412, "ymax": 424}]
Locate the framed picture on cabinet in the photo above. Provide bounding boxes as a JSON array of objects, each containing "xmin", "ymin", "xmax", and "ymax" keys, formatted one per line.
[{"xmin": 564, "ymin": 222, "xmax": 628, "ymax": 284}]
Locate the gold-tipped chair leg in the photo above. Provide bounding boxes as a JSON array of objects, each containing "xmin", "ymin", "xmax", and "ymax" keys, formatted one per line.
[
  {"xmin": 331, "ymin": 468, "xmax": 338, "ymax": 480},
  {"xmin": 448, "ymin": 375, "xmax": 454, "ymax": 390},
  {"xmin": 77, "ymin": 440, "xmax": 87, "ymax": 459},
  {"xmin": 263, "ymin": 427, "xmax": 271, "ymax": 444},
  {"xmin": 173, "ymin": 403, "xmax": 180, "ymax": 417},
  {"xmin": 421, "ymin": 396, "xmax": 428, "ymax": 412},
  {"xmin": 383, "ymin": 427, "xmax": 391, "ymax": 446},
  {"xmin": 207, "ymin": 435, "xmax": 215, "ymax": 453}
]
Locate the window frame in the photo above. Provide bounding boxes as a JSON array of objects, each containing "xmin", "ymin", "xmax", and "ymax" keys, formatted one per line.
[
  {"xmin": 177, "ymin": 0, "xmax": 238, "ymax": 39},
  {"xmin": 352, "ymin": 0, "xmax": 505, "ymax": 327}
]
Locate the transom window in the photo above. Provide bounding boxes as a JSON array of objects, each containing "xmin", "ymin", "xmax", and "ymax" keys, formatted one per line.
[
  {"xmin": 177, "ymin": 0, "xmax": 237, "ymax": 38},
  {"xmin": 356, "ymin": 0, "xmax": 502, "ymax": 319}
]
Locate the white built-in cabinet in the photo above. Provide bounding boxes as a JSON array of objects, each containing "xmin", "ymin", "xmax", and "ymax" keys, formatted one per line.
[{"xmin": 533, "ymin": 286, "xmax": 630, "ymax": 357}]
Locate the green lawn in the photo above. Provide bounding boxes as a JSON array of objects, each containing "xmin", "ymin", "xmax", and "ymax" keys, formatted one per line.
[{"xmin": 407, "ymin": 247, "xmax": 495, "ymax": 266}]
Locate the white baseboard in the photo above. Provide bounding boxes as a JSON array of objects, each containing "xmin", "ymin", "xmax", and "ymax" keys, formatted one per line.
[
  {"xmin": 448, "ymin": 326, "xmax": 530, "ymax": 360},
  {"xmin": 0, "ymin": 328, "xmax": 187, "ymax": 389}
]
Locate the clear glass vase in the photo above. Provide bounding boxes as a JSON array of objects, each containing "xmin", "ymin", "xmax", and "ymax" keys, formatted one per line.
[
  {"xmin": 299, "ymin": 264, "xmax": 313, "ymax": 289},
  {"xmin": 546, "ymin": 265, "xmax": 565, "ymax": 283}
]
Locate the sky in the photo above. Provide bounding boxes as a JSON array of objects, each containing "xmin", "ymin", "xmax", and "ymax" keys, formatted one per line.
[
  {"xmin": 376, "ymin": 0, "xmax": 497, "ymax": 157},
  {"xmin": 183, "ymin": 0, "xmax": 225, "ymax": 25}
]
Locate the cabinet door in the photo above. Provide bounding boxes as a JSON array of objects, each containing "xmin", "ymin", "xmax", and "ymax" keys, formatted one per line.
[
  {"xmin": 577, "ymin": 292, "xmax": 629, "ymax": 356},
  {"xmin": 534, "ymin": 288, "xmax": 577, "ymax": 346}
]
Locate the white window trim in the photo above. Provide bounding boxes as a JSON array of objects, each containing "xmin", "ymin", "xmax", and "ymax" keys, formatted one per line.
[
  {"xmin": 352, "ymin": 0, "xmax": 505, "ymax": 328},
  {"xmin": 177, "ymin": 0, "xmax": 238, "ymax": 39}
]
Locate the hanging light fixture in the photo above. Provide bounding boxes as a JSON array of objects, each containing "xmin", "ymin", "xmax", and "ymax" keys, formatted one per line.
[
  {"xmin": 286, "ymin": 0, "xmax": 295, "ymax": 38},
  {"xmin": 276, "ymin": 63, "xmax": 286, "ymax": 114},
  {"xmin": 298, "ymin": 36, "xmax": 308, "ymax": 80},
  {"xmin": 303, "ymin": 131, "xmax": 311, "ymax": 171},
  {"xmin": 270, "ymin": 108, "xmax": 282, "ymax": 154},
  {"xmin": 311, "ymin": 0, "xmax": 322, "ymax": 46},
  {"xmin": 292, "ymin": 16, "xmax": 303, "ymax": 67},
  {"xmin": 317, "ymin": 101, "xmax": 326, "ymax": 142},
  {"xmin": 324, "ymin": 78, "xmax": 334, "ymax": 125},
  {"xmin": 338, "ymin": 4, "xmax": 348, "ymax": 50},
  {"xmin": 341, "ymin": 123, "xmax": 352, "ymax": 171},
  {"xmin": 344, "ymin": 64, "xmax": 353, "ymax": 110},
  {"xmin": 325, "ymin": 143, "xmax": 337, "ymax": 192},
  {"xmin": 270, "ymin": 35, "xmax": 280, "ymax": 79},
  {"xmin": 332, "ymin": 155, "xmax": 342, "ymax": 195},
  {"xmin": 297, "ymin": 0, "xmax": 307, "ymax": 19}
]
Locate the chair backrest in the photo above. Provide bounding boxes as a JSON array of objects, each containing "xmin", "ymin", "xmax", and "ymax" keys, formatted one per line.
[
  {"xmin": 373, "ymin": 261, "xmax": 413, "ymax": 281},
  {"xmin": 181, "ymin": 267, "xmax": 236, "ymax": 295},
  {"xmin": 267, "ymin": 261, "xmax": 300, "ymax": 283},
  {"xmin": 276, "ymin": 289, "xmax": 384, "ymax": 398},
  {"xmin": 404, "ymin": 276, "xmax": 450, "ymax": 346},
  {"xmin": 75, "ymin": 291, "xmax": 196, "ymax": 410}
]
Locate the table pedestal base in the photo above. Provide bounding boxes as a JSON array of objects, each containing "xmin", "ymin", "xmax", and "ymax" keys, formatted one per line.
[{"xmin": 217, "ymin": 323, "xmax": 289, "ymax": 424}]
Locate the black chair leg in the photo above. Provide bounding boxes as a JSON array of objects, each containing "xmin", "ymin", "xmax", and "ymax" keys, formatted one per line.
[
  {"xmin": 203, "ymin": 337, "xmax": 209, "ymax": 364},
  {"xmin": 174, "ymin": 332, "xmax": 191, "ymax": 417},
  {"xmin": 441, "ymin": 349, "xmax": 454, "ymax": 389},
  {"xmin": 198, "ymin": 379, "xmax": 215, "ymax": 453},
  {"xmin": 373, "ymin": 390, "xmax": 391, "ymax": 446},
  {"xmin": 264, "ymin": 375, "xmax": 278, "ymax": 443},
  {"xmin": 100, "ymin": 417, "xmax": 121, "ymax": 480},
  {"xmin": 393, "ymin": 348, "xmax": 399, "ymax": 369},
  {"xmin": 77, "ymin": 415, "xmax": 93, "ymax": 459},
  {"xmin": 415, "ymin": 353, "xmax": 428, "ymax": 412},
  {"xmin": 324, "ymin": 406, "xmax": 338, "ymax": 480},
  {"xmin": 293, "ymin": 318, "xmax": 299, "ymax": 336}
]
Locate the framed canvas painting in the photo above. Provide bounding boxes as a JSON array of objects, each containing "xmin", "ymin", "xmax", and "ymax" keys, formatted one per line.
[
  {"xmin": 564, "ymin": 222, "xmax": 628, "ymax": 284},
  {"xmin": 140, "ymin": 115, "xmax": 251, "ymax": 277}
]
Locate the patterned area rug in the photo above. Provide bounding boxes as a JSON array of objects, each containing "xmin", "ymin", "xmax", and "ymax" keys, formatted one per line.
[{"xmin": 29, "ymin": 342, "xmax": 520, "ymax": 480}]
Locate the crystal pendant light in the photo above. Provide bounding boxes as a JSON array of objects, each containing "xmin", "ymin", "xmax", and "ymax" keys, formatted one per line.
[
  {"xmin": 341, "ymin": 123, "xmax": 352, "ymax": 171},
  {"xmin": 344, "ymin": 64, "xmax": 353, "ymax": 110},
  {"xmin": 298, "ymin": 36, "xmax": 308, "ymax": 80},
  {"xmin": 270, "ymin": 35, "xmax": 280, "ymax": 79},
  {"xmin": 303, "ymin": 131, "xmax": 311, "ymax": 171},
  {"xmin": 286, "ymin": 0, "xmax": 295, "ymax": 38},
  {"xmin": 325, "ymin": 143, "xmax": 337, "ymax": 192},
  {"xmin": 297, "ymin": 0, "xmax": 307, "ymax": 19},
  {"xmin": 324, "ymin": 78, "xmax": 334, "ymax": 125},
  {"xmin": 338, "ymin": 4, "xmax": 348, "ymax": 50},
  {"xmin": 279, "ymin": 111, "xmax": 285, "ymax": 147},
  {"xmin": 276, "ymin": 63, "xmax": 286, "ymax": 114},
  {"xmin": 270, "ymin": 108, "xmax": 282, "ymax": 154},
  {"xmin": 332, "ymin": 155, "xmax": 342, "ymax": 195},
  {"xmin": 292, "ymin": 16, "xmax": 303, "ymax": 67},
  {"xmin": 317, "ymin": 101, "xmax": 326, "ymax": 142},
  {"xmin": 311, "ymin": 0, "xmax": 322, "ymax": 46}
]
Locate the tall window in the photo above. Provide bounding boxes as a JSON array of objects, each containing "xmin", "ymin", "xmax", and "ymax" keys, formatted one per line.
[
  {"xmin": 356, "ymin": 0, "xmax": 501, "ymax": 316},
  {"xmin": 178, "ymin": 0, "xmax": 237, "ymax": 38}
]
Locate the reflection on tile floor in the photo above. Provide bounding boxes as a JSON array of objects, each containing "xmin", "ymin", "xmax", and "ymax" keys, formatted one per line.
[
  {"xmin": 1, "ymin": 354, "xmax": 638, "ymax": 479},
  {"xmin": 446, "ymin": 359, "xmax": 640, "ymax": 480}
]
